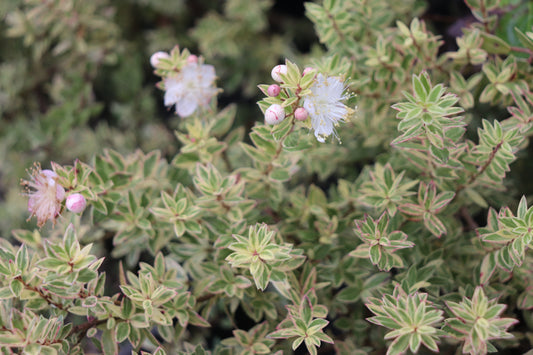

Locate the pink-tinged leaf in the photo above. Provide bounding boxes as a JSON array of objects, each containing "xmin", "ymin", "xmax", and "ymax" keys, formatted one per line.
[
  {"xmin": 188, "ymin": 311, "xmax": 210, "ymax": 327},
  {"xmin": 479, "ymin": 253, "xmax": 497, "ymax": 285},
  {"xmin": 304, "ymin": 339, "xmax": 318, "ymax": 355},
  {"xmin": 369, "ymin": 245, "xmax": 382, "ymax": 265},
  {"xmin": 115, "ymin": 322, "xmax": 130, "ymax": 343},
  {"xmin": 481, "ymin": 232, "xmax": 510, "ymax": 243},
  {"xmin": 423, "ymin": 213, "xmax": 447, "ymax": 237},
  {"xmin": 308, "ymin": 318, "xmax": 329, "ymax": 333},
  {"xmin": 517, "ymin": 195, "xmax": 528, "ymax": 219},
  {"xmin": 251, "ymin": 262, "xmax": 270, "ymax": 291},
  {"xmin": 413, "ymin": 74, "xmax": 427, "ymax": 101},
  {"xmin": 445, "ymin": 318, "xmax": 471, "ymax": 333},
  {"xmin": 292, "ymin": 337, "xmax": 305, "ymax": 351},
  {"xmin": 392, "ymin": 123, "xmax": 424, "ymax": 145},
  {"xmin": 399, "ymin": 203, "xmax": 424, "ymax": 216},
  {"xmin": 348, "ymin": 245, "xmax": 369, "ymax": 259},
  {"xmin": 432, "ymin": 191, "xmax": 455, "ymax": 212},
  {"xmin": 101, "ymin": 328, "xmax": 118, "ymax": 355},
  {"xmin": 314, "ymin": 331, "xmax": 334, "ymax": 344},
  {"xmin": 421, "ymin": 333, "xmax": 439, "ymax": 352},
  {"xmin": 409, "ymin": 332, "xmax": 422, "ymax": 353},
  {"xmin": 387, "ymin": 333, "xmax": 410, "ymax": 355},
  {"xmin": 268, "ymin": 328, "xmax": 300, "ymax": 339},
  {"xmin": 484, "ymin": 304, "xmax": 506, "ymax": 319}
]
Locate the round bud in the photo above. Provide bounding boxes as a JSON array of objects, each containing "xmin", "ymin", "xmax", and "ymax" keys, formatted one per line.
[
  {"xmin": 294, "ymin": 107, "xmax": 308, "ymax": 121},
  {"xmin": 265, "ymin": 104, "xmax": 285, "ymax": 125},
  {"xmin": 302, "ymin": 67, "xmax": 314, "ymax": 76},
  {"xmin": 66, "ymin": 193, "xmax": 87, "ymax": 214},
  {"xmin": 271, "ymin": 65, "xmax": 287, "ymax": 82},
  {"xmin": 187, "ymin": 54, "xmax": 198, "ymax": 64},
  {"xmin": 150, "ymin": 51, "xmax": 170, "ymax": 67},
  {"xmin": 267, "ymin": 84, "xmax": 281, "ymax": 97}
]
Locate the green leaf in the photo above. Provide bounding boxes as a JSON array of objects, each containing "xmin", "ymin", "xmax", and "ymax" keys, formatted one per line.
[
  {"xmin": 388, "ymin": 333, "xmax": 410, "ymax": 355},
  {"xmin": 271, "ymin": 117, "xmax": 293, "ymax": 141},
  {"xmin": 250, "ymin": 130, "xmax": 277, "ymax": 154},
  {"xmin": 174, "ymin": 221, "xmax": 186, "ymax": 237},
  {"xmin": 15, "ymin": 244, "xmax": 29, "ymax": 272},
  {"xmin": 122, "ymin": 297, "xmax": 134, "ymax": 319},
  {"xmin": 12, "ymin": 229, "xmax": 41, "ymax": 247},
  {"xmin": 101, "ymin": 329, "xmax": 118, "ymax": 355},
  {"xmin": 269, "ymin": 168, "xmax": 290, "ymax": 182},
  {"xmin": 413, "ymin": 74, "xmax": 427, "ymax": 102},
  {"xmin": 336, "ymin": 286, "xmax": 361, "ymax": 303},
  {"xmin": 211, "ymin": 104, "xmax": 237, "ymax": 136},
  {"xmin": 423, "ymin": 213, "xmax": 447, "ymax": 238},
  {"xmin": 430, "ymin": 145, "xmax": 449, "ymax": 164},
  {"xmin": 464, "ymin": 188, "xmax": 488, "ymax": 208},
  {"xmin": 514, "ymin": 27, "xmax": 533, "ymax": 51},
  {"xmin": 0, "ymin": 286, "xmax": 14, "ymax": 299},
  {"xmin": 10, "ymin": 279, "xmax": 23, "ymax": 297},
  {"xmin": 92, "ymin": 198, "xmax": 108, "ymax": 215},
  {"xmin": 115, "ymin": 322, "xmax": 130, "ymax": 343},
  {"xmin": 143, "ymin": 151, "xmax": 160, "ymax": 178},
  {"xmin": 480, "ymin": 32, "xmax": 511, "ymax": 55},
  {"xmin": 240, "ymin": 142, "xmax": 273, "ymax": 162},
  {"xmin": 251, "ymin": 262, "xmax": 270, "ymax": 291}
]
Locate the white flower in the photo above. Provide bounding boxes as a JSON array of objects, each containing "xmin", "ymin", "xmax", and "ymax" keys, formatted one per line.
[
  {"xmin": 302, "ymin": 74, "xmax": 349, "ymax": 143},
  {"xmin": 164, "ymin": 63, "xmax": 217, "ymax": 117},
  {"xmin": 23, "ymin": 165, "xmax": 65, "ymax": 227}
]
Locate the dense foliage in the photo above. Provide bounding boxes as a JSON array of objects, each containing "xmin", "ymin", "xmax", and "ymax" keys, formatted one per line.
[{"xmin": 2, "ymin": 0, "xmax": 533, "ymax": 354}]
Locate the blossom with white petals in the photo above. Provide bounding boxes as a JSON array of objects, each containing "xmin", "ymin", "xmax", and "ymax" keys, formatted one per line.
[
  {"xmin": 22, "ymin": 165, "xmax": 65, "ymax": 227},
  {"xmin": 164, "ymin": 63, "xmax": 217, "ymax": 117},
  {"xmin": 302, "ymin": 74, "xmax": 349, "ymax": 143}
]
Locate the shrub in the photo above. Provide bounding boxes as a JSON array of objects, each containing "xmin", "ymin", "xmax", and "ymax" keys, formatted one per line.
[{"xmin": 2, "ymin": 0, "xmax": 533, "ymax": 354}]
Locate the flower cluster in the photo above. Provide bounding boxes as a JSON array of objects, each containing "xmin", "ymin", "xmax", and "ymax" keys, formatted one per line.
[
  {"xmin": 261, "ymin": 62, "xmax": 352, "ymax": 143},
  {"xmin": 151, "ymin": 48, "xmax": 218, "ymax": 118}
]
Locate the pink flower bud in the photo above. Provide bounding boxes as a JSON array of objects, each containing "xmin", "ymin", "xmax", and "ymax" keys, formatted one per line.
[
  {"xmin": 271, "ymin": 65, "xmax": 287, "ymax": 82},
  {"xmin": 265, "ymin": 104, "xmax": 285, "ymax": 125},
  {"xmin": 294, "ymin": 107, "xmax": 308, "ymax": 121},
  {"xmin": 187, "ymin": 54, "xmax": 198, "ymax": 64},
  {"xmin": 267, "ymin": 84, "xmax": 281, "ymax": 97},
  {"xmin": 302, "ymin": 67, "xmax": 314, "ymax": 76},
  {"xmin": 66, "ymin": 193, "xmax": 87, "ymax": 214},
  {"xmin": 150, "ymin": 51, "xmax": 170, "ymax": 67}
]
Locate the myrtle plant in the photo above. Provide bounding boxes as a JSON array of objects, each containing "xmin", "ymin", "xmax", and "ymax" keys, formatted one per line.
[
  {"xmin": 444, "ymin": 287, "xmax": 517, "ymax": 355},
  {"xmin": 366, "ymin": 286, "xmax": 445, "ymax": 354},
  {"xmin": 3, "ymin": 0, "xmax": 533, "ymax": 354}
]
